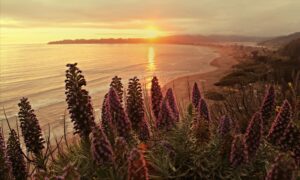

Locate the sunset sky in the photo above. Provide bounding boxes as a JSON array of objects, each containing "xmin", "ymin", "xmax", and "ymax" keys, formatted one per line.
[{"xmin": 1, "ymin": 0, "xmax": 300, "ymax": 44}]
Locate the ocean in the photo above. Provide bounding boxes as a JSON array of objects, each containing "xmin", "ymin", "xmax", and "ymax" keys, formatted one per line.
[{"xmin": 0, "ymin": 43, "xmax": 219, "ymax": 137}]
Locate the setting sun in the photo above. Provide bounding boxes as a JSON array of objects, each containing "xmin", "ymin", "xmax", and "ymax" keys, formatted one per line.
[{"xmin": 145, "ymin": 26, "xmax": 162, "ymax": 39}]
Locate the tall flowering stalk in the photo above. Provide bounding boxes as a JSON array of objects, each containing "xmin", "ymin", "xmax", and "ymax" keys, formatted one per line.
[
  {"xmin": 156, "ymin": 97, "xmax": 176, "ymax": 130},
  {"xmin": 18, "ymin": 97, "xmax": 44, "ymax": 156},
  {"xmin": 0, "ymin": 128, "xmax": 12, "ymax": 180},
  {"xmin": 267, "ymin": 100, "xmax": 292, "ymax": 146},
  {"xmin": 90, "ymin": 125, "xmax": 114, "ymax": 166},
  {"xmin": 230, "ymin": 135, "xmax": 247, "ymax": 167},
  {"xmin": 260, "ymin": 85, "xmax": 275, "ymax": 134},
  {"xmin": 151, "ymin": 76, "xmax": 163, "ymax": 120},
  {"xmin": 218, "ymin": 115, "xmax": 231, "ymax": 136},
  {"xmin": 137, "ymin": 119, "xmax": 151, "ymax": 142},
  {"xmin": 197, "ymin": 98, "xmax": 210, "ymax": 122},
  {"xmin": 110, "ymin": 76, "xmax": 124, "ymax": 103},
  {"xmin": 166, "ymin": 88, "xmax": 179, "ymax": 121},
  {"xmin": 65, "ymin": 63, "xmax": 95, "ymax": 140},
  {"xmin": 126, "ymin": 77, "xmax": 145, "ymax": 131},
  {"xmin": 218, "ymin": 115, "xmax": 233, "ymax": 160},
  {"xmin": 107, "ymin": 88, "xmax": 132, "ymax": 141},
  {"xmin": 128, "ymin": 148, "xmax": 149, "ymax": 180},
  {"xmin": 101, "ymin": 93, "xmax": 115, "ymax": 143},
  {"xmin": 192, "ymin": 82, "xmax": 201, "ymax": 108},
  {"xmin": 7, "ymin": 130, "xmax": 27, "ymax": 180},
  {"xmin": 278, "ymin": 122, "xmax": 300, "ymax": 151},
  {"xmin": 243, "ymin": 112, "xmax": 263, "ymax": 161},
  {"xmin": 265, "ymin": 154, "xmax": 296, "ymax": 180}
]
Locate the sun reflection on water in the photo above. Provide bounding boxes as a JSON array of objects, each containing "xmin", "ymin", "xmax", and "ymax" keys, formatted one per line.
[{"xmin": 147, "ymin": 46, "xmax": 156, "ymax": 71}]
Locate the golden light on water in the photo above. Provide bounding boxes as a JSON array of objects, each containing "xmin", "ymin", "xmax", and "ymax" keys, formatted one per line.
[{"xmin": 147, "ymin": 46, "xmax": 156, "ymax": 71}]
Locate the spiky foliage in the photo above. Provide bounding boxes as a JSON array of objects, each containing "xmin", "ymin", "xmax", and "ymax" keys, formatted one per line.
[
  {"xmin": 218, "ymin": 115, "xmax": 231, "ymax": 136},
  {"xmin": 217, "ymin": 115, "xmax": 233, "ymax": 160},
  {"xmin": 126, "ymin": 76, "xmax": 145, "ymax": 131},
  {"xmin": 267, "ymin": 100, "xmax": 292, "ymax": 146},
  {"xmin": 128, "ymin": 148, "xmax": 149, "ymax": 180},
  {"xmin": 192, "ymin": 82, "xmax": 201, "ymax": 108},
  {"xmin": 107, "ymin": 88, "xmax": 132, "ymax": 141},
  {"xmin": 166, "ymin": 88, "xmax": 179, "ymax": 121},
  {"xmin": 159, "ymin": 140, "xmax": 176, "ymax": 158},
  {"xmin": 0, "ymin": 128, "xmax": 12, "ymax": 180},
  {"xmin": 260, "ymin": 85, "xmax": 275, "ymax": 134},
  {"xmin": 90, "ymin": 125, "xmax": 114, "ymax": 166},
  {"xmin": 197, "ymin": 98, "xmax": 210, "ymax": 122},
  {"xmin": 101, "ymin": 93, "xmax": 115, "ymax": 143},
  {"xmin": 137, "ymin": 119, "xmax": 151, "ymax": 142},
  {"xmin": 265, "ymin": 154, "xmax": 296, "ymax": 180},
  {"xmin": 110, "ymin": 76, "xmax": 124, "ymax": 103},
  {"xmin": 230, "ymin": 135, "xmax": 247, "ymax": 167},
  {"xmin": 292, "ymin": 146, "xmax": 300, "ymax": 167},
  {"xmin": 18, "ymin": 97, "xmax": 44, "ymax": 155},
  {"xmin": 151, "ymin": 76, "xmax": 163, "ymax": 119},
  {"xmin": 65, "ymin": 63, "xmax": 95, "ymax": 140},
  {"xmin": 243, "ymin": 112, "xmax": 263, "ymax": 161},
  {"xmin": 7, "ymin": 130, "xmax": 27, "ymax": 180},
  {"xmin": 156, "ymin": 97, "xmax": 176, "ymax": 130},
  {"xmin": 278, "ymin": 122, "xmax": 300, "ymax": 151}
]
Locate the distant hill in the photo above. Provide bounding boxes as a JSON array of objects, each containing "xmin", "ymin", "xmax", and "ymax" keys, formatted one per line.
[
  {"xmin": 48, "ymin": 34, "xmax": 268, "ymax": 45},
  {"xmin": 259, "ymin": 32, "xmax": 300, "ymax": 48},
  {"xmin": 279, "ymin": 38, "xmax": 300, "ymax": 60}
]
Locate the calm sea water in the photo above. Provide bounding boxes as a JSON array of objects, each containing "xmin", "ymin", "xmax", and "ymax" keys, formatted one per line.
[{"xmin": 0, "ymin": 44, "xmax": 218, "ymax": 137}]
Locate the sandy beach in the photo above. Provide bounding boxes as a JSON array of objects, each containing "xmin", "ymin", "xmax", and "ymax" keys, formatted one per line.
[{"xmin": 162, "ymin": 45, "xmax": 239, "ymax": 105}]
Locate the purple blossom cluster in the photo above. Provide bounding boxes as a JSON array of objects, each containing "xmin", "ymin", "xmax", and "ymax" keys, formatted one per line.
[
  {"xmin": 128, "ymin": 148, "xmax": 149, "ymax": 180},
  {"xmin": 151, "ymin": 76, "xmax": 163, "ymax": 120},
  {"xmin": 243, "ymin": 112, "xmax": 263, "ymax": 160},
  {"xmin": 65, "ymin": 63, "xmax": 95, "ymax": 140},
  {"xmin": 192, "ymin": 82, "xmax": 201, "ymax": 108},
  {"xmin": 260, "ymin": 85, "xmax": 275, "ymax": 134},
  {"xmin": 126, "ymin": 77, "xmax": 145, "ymax": 132},
  {"xmin": 90, "ymin": 125, "xmax": 114, "ymax": 166},
  {"xmin": 107, "ymin": 88, "xmax": 132, "ymax": 141},
  {"xmin": 18, "ymin": 97, "xmax": 45, "ymax": 155},
  {"xmin": 7, "ymin": 130, "xmax": 27, "ymax": 180},
  {"xmin": 165, "ymin": 88, "xmax": 179, "ymax": 122},
  {"xmin": 265, "ymin": 154, "xmax": 296, "ymax": 180}
]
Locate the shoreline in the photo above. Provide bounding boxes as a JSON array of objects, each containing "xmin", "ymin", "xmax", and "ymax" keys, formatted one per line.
[{"xmin": 162, "ymin": 45, "xmax": 239, "ymax": 104}]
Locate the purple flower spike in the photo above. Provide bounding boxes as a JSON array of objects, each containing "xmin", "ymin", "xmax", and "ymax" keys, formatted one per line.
[
  {"xmin": 267, "ymin": 100, "xmax": 292, "ymax": 146},
  {"xmin": 166, "ymin": 88, "xmax": 179, "ymax": 122},
  {"xmin": 156, "ymin": 97, "xmax": 176, "ymax": 130},
  {"xmin": 126, "ymin": 76, "xmax": 145, "ymax": 132},
  {"xmin": 151, "ymin": 76, "xmax": 163, "ymax": 120},
  {"xmin": 65, "ymin": 63, "xmax": 95, "ymax": 140},
  {"xmin": 218, "ymin": 115, "xmax": 231, "ymax": 136},
  {"xmin": 128, "ymin": 148, "xmax": 149, "ymax": 180},
  {"xmin": 138, "ymin": 119, "xmax": 151, "ymax": 142},
  {"xmin": 260, "ymin": 85, "xmax": 275, "ymax": 133},
  {"xmin": 230, "ymin": 135, "xmax": 247, "ymax": 167},
  {"xmin": 18, "ymin": 97, "xmax": 45, "ymax": 156},
  {"xmin": 101, "ymin": 93, "xmax": 115, "ymax": 143},
  {"xmin": 278, "ymin": 122, "xmax": 300, "ymax": 151},
  {"xmin": 192, "ymin": 82, "xmax": 201, "ymax": 108},
  {"xmin": 197, "ymin": 98, "xmax": 210, "ymax": 122},
  {"xmin": 90, "ymin": 125, "xmax": 114, "ymax": 166},
  {"xmin": 243, "ymin": 112, "xmax": 263, "ymax": 161},
  {"xmin": 110, "ymin": 76, "xmax": 124, "ymax": 103},
  {"xmin": 107, "ymin": 88, "xmax": 132, "ymax": 141},
  {"xmin": 265, "ymin": 154, "xmax": 296, "ymax": 180},
  {"xmin": 7, "ymin": 130, "xmax": 27, "ymax": 180}
]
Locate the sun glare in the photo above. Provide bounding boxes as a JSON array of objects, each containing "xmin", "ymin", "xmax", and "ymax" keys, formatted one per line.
[{"xmin": 145, "ymin": 26, "xmax": 161, "ymax": 39}]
